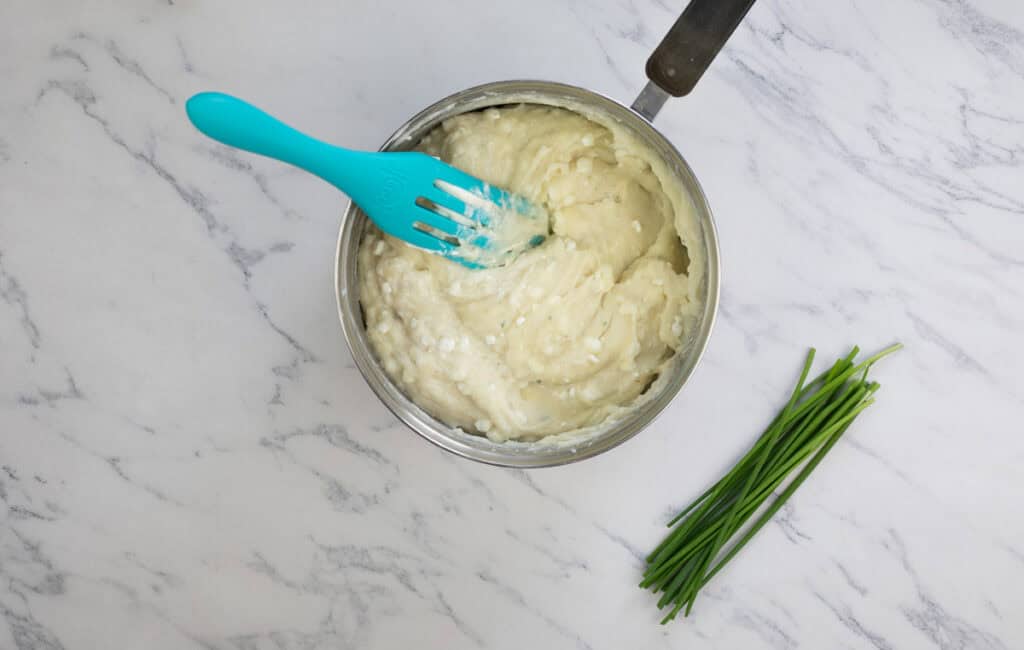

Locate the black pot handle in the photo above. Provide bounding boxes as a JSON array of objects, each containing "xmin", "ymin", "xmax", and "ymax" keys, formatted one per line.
[{"xmin": 631, "ymin": 0, "xmax": 757, "ymax": 120}]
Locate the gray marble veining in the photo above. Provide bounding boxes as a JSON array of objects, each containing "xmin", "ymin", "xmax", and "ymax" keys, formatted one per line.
[{"xmin": 1, "ymin": 0, "xmax": 1022, "ymax": 647}]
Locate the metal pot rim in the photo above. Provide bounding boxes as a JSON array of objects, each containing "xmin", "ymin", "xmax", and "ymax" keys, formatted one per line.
[{"xmin": 334, "ymin": 79, "xmax": 720, "ymax": 468}]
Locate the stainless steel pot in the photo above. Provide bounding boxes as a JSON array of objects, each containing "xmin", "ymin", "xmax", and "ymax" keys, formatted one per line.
[{"xmin": 335, "ymin": 1, "xmax": 755, "ymax": 467}]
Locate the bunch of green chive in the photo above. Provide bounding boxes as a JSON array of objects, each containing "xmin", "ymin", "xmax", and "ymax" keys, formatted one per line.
[{"xmin": 641, "ymin": 344, "xmax": 902, "ymax": 623}]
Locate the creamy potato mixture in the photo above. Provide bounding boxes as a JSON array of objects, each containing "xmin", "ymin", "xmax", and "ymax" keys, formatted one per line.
[{"xmin": 358, "ymin": 104, "xmax": 701, "ymax": 441}]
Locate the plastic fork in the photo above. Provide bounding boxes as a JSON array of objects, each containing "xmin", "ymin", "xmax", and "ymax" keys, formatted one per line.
[{"xmin": 185, "ymin": 92, "xmax": 547, "ymax": 268}]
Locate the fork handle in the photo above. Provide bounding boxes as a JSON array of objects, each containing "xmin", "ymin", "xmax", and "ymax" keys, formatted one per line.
[{"xmin": 186, "ymin": 92, "xmax": 370, "ymax": 195}]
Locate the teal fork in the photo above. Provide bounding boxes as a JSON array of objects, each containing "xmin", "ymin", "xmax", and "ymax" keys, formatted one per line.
[{"xmin": 185, "ymin": 92, "xmax": 547, "ymax": 268}]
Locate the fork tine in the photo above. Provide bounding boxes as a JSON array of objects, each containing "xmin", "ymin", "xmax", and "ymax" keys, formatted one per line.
[
  {"xmin": 443, "ymin": 252, "xmax": 484, "ymax": 269},
  {"xmin": 397, "ymin": 226, "xmax": 460, "ymax": 254},
  {"xmin": 412, "ymin": 203, "xmax": 467, "ymax": 238},
  {"xmin": 414, "ymin": 195, "xmax": 470, "ymax": 229},
  {"xmin": 432, "ymin": 162, "xmax": 521, "ymax": 204},
  {"xmin": 432, "ymin": 183, "xmax": 499, "ymax": 228},
  {"xmin": 399, "ymin": 229, "xmax": 482, "ymax": 268},
  {"xmin": 420, "ymin": 185, "xmax": 476, "ymax": 223}
]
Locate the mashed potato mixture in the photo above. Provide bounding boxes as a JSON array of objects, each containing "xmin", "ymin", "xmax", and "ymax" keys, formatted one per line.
[{"xmin": 358, "ymin": 104, "xmax": 702, "ymax": 442}]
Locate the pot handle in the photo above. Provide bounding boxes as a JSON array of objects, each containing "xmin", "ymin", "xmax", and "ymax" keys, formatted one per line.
[{"xmin": 631, "ymin": 0, "xmax": 757, "ymax": 121}]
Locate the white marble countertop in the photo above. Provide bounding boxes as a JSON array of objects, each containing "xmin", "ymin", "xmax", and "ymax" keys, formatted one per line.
[{"xmin": 2, "ymin": 0, "xmax": 1022, "ymax": 647}]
